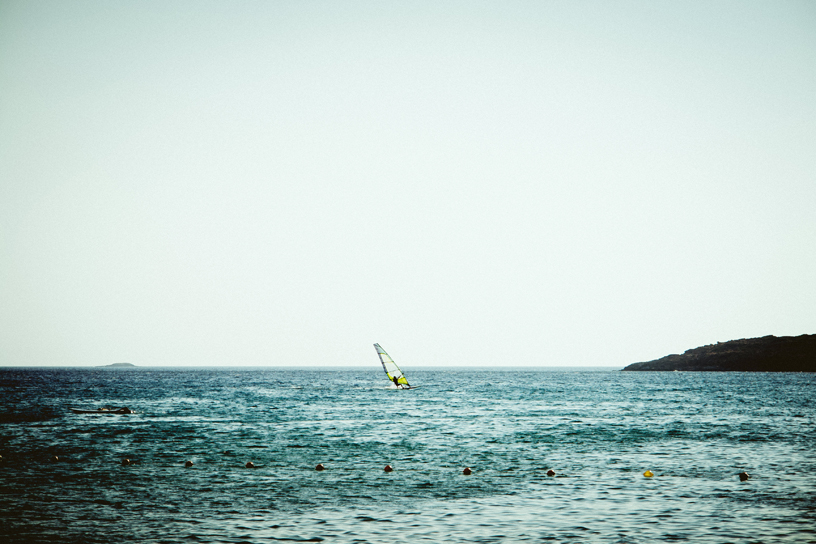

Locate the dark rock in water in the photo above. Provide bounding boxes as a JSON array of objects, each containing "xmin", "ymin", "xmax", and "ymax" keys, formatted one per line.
[
  {"xmin": 622, "ymin": 334, "xmax": 816, "ymax": 372},
  {"xmin": 98, "ymin": 362, "xmax": 136, "ymax": 368}
]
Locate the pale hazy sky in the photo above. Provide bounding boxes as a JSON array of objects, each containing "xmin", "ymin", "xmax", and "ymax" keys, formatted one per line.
[{"xmin": 1, "ymin": 1, "xmax": 814, "ymax": 368}]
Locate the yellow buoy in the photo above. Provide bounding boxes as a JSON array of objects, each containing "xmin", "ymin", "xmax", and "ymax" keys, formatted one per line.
[{"xmin": 643, "ymin": 470, "xmax": 654, "ymax": 478}]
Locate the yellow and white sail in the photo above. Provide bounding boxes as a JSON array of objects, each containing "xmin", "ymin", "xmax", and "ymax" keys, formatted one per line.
[{"xmin": 374, "ymin": 343, "xmax": 411, "ymax": 389}]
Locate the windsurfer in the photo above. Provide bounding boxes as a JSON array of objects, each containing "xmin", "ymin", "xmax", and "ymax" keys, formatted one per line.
[{"xmin": 375, "ymin": 344, "xmax": 413, "ymax": 389}]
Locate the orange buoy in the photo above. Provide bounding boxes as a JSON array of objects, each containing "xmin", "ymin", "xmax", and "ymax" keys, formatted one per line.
[
  {"xmin": 643, "ymin": 470, "xmax": 654, "ymax": 478},
  {"xmin": 546, "ymin": 469, "xmax": 555, "ymax": 477},
  {"xmin": 315, "ymin": 463, "xmax": 325, "ymax": 471},
  {"xmin": 462, "ymin": 467, "xmax": 472, "ymax": 475},
  {"xmin": 245, "ymin": 461, "xmax": 255, "ymax": 468},
  {"xmin": 384, "ymin": 464, "xmax": 393, "ymax": 472}
]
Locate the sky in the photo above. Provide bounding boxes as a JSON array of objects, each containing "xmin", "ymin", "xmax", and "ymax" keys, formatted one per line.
[{"xmin": 1, "ymin": 1, "xmax": 814, "ymax": 368}]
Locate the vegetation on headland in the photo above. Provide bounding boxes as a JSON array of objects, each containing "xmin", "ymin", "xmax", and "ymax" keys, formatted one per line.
[{"xmin": 622, "ymin": 334, "xmax": 816, "ymax": 372}]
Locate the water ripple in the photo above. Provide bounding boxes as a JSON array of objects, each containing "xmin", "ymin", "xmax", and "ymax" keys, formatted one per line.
[{"xmin": 1, "ymin": 368, "xmax": 814, "ymax": 543}]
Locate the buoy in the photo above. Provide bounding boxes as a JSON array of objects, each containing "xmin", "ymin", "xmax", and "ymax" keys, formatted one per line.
[
  {"xmin": 52, "ymin": 456, "xmax": 59, "ymax": 462},
  {"xmin": 384, "ymin": 464, "xmax": 393, "ymax": 472},
  {"xmin": 122, "ymin": 458, "xmax": 131, "ymax": 466},
  {"xmin": 739, "ymin": 471, "xmax": 750, "ymax": 481},
  {"xmin": 315, "ymin": 463, "xmax": 325, "ymax": 471},
  {"xmin": 462, "ymin": 467, "xmax": 472, "ymax": 475},
  {"xmin": 245, "ymin": 461, "xmax": 255, "ymax": 469},
  {"xmin": 643, "ymin": 470, "xmax": 654, "ymax": 478},
  {"xmin": 185, "ymin": 460, "xmax": 193, "ymax": 468},
  {"xmin": 546, "ymin": 469, "xmax": 556, "ymax": 477}
]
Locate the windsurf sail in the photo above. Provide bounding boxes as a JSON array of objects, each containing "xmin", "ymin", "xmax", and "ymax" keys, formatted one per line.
[{"xmin": 374, "ymin": 343, "xmax": 411, "ymax": 389}]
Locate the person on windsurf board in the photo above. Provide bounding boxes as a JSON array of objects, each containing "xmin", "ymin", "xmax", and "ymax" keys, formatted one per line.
[{"xmin": 374, "ymin": 343, "xmax": 413, "ymax": 389}]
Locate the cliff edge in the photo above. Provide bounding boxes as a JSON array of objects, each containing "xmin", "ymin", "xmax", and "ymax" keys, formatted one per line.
[{"xmin": 622, "ymin": 334, "xmax": 816, "ymax": 372}]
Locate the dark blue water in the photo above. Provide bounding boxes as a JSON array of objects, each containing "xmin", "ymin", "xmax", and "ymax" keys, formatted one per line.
[{"xmin": 1, "ymin": 368, "xmax": 814, "ymax": 543}]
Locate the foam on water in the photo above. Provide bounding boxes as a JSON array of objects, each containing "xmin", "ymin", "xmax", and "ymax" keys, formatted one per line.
[{"xmin": 1, "ymin": 368, "xmax": 814, "ymax": 543}]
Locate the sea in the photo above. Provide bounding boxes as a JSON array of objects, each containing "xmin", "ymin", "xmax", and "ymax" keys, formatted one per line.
[{"xmin": 1, "ymin": 367, "xmax": 814, "ymax": 544}]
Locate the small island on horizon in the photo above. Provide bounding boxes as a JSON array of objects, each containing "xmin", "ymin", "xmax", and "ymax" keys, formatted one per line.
[
  {"xmin": 98, "ymin": 362, "xmax": 137, "ymax": 368},
  {"xmin": 623, "ymin": 334, "xmax": 816, "ymax": 372}
]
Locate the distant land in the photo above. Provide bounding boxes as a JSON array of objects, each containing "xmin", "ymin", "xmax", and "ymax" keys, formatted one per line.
[
  {"xmin": 623, "ymin": 334, "xmax": 816, "ymax": 372},
  {"xmin": 97, "ymin": 362, "xmax": 137, "ymax": 368}
]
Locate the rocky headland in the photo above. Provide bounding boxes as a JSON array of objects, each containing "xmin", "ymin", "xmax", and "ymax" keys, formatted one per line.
[
  {"xmin": 98, "ymin": 362, "xmax": 137, "ymax": 368},
  {"xmin": 622, "ymin": 334, "xmax": 816, "ymax": 372}
]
